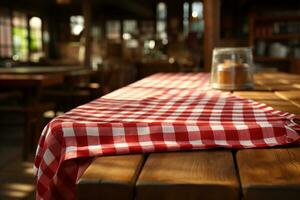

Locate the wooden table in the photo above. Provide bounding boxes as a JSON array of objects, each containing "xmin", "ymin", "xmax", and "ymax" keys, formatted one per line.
[
  {"xmin": 0, "ymin": 65, "xmax": 97, "ymax": 84},
  {"xmin": 0, "ymin": 74, "xmax": 64, "ymax": 160},
  {"xmin": 77, "ymin": 72, "xmax": 300, "ymax": 200},
  {"xmin": 0, "ymin": 66, "xmax": 99, "ymax": 103},
  {"xmin": 0, "ymin": 74, "xmax": 64, "ymax": 105},
  {"xmin": 0, "ymin": 66, "xmax": 99, "ymax": 160},
  {"xmin": 0, "ymin": 66, "xmax": 91, "ymax": 75}
]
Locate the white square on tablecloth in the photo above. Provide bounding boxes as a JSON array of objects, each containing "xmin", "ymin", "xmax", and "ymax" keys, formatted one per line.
[
  {"xmin": 259, "ymin": 123, "xmax": 273, "ymax": 128},
  {"xmin": 240, "ymin": 140, "xmax": 254, "ymax": 147},
  {"xmin": 66, "ymin": 146, "xmax": 77, "ymax": 153},
  {"xmin": 162, "ymin": 125, "xmax": 175, "ymax": 133},
  {"xmin": 114, "ymin": 143, "xmax": 129, "ymax": 148},
  {"xmin": 190, "ymin": 140, "xmax": 203, "ymax": 145},
  {"xmin": 211, "ymin": 125, "xmax": 224, "ymax": 131},
  {"xmin": 62, "ymin": 127, "xmax": 75, "ymax": 137},
  {"xmin": 215, "ymin": 140, "xmax": 228, "ymax": 145},
  {"xmin": 137, "ymin": 126, "xmax": 150, "ymax": 135},
  {"xmin": 139, "ymin": 141, "xmax": 153, "ymax": 146},
  {"xmin": 235, "ymin": 124, "xmax": 248, "ymax": 130},
  {"xmin": 43, "ymin": 149, "xmax": 55, "ymax": 166},
  {"xmin": 113, "ymin": 127, "xmax": 125, "ymax": 136},
  {"xmin": 86, "ymin": 127, "xmax": 99, "ymax": 136},
  {"xmin": 264, "ymin": 137, "xmax": 277, "ymax": 145},
  {"xmin": 187, "ymin": 125, "xmax": 200, "ymax": 132}
]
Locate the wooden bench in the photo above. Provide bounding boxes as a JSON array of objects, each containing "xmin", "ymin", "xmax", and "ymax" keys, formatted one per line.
[
  {"xmin": 76, "ymin": 72, "xmax": 300, "ymax": 200},
  {"xmin": 136, "ymin": 151, "xmax": 239, "ymax": 200},
  {"xmin": 237, "ymin": 147, "xmax": 300, "ymax": 200},
  {"xmin": 77, "ymin": 155, "xmax": 145, "ymax": 200}
]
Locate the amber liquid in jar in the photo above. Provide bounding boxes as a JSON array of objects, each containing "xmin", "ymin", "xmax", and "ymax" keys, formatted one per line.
[
  {"xmin": 211, "ymin": 47, "xmax": 254, "ymax": 90},
  {"xmin": 217, "ymin": 60, "xmax": 250, "ymax": 87}
]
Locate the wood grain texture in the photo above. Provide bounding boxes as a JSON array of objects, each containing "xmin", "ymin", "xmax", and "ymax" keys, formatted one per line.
[
  {"xmin": 236, "ymin": 148, "xmax": 300, "ymax": 200},
  {"xmin": 260, "ymin": 84, "xmax": 300, "ymax": 91},
  {"xmin": 258, "ymin": 100, "xmax": 300, "ymax": 115},
  {"xmin": 275, "ymin": 91, "xmax": 300, "ymax": 101},
  {"xmin": 254, "ymin": 72, "xmax": 300, "ymax": 83},
  {"xmin": 77, "ymin": 154, "xmax": 145, "ymax": 200},
  {"xmin": 291, "ymin": 100, "xmax": 300, "ymax": 108},
  {"xmin": 136, "ymin": 151, "xmax": 239, "ymax": 200},
  {"xmin": 234, "ymin": 91, "xmax": 281, "ymax": 100},
  {"xmin": 254, "ymin": 72, "xmax": 300, "ymax": 91},
  {"xmin": 233, "ymin": 91, "xmax": 300, "ymax": 115}
]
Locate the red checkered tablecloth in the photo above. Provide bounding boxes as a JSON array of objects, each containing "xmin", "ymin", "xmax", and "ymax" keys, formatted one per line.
[{"xmin": 34, "ymin": 73, "xmax": 300, "ymax": 199}]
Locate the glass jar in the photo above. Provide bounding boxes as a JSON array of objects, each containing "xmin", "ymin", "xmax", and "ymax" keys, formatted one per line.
[{"xmin": 210, "ymin": 47, "xmax": 254, "ymax": 90}]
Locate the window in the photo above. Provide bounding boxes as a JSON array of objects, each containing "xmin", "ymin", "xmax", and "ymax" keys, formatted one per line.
[
  {"xmin": 183, "ymin": 2, "xmax": 189, "ymax": 36},
  {"xmin": 106, "ymin": 20, "xmax": 121, "ymax": 40},
  {"xmin": 29, "ymin": 17, "xmax": 43, "ymax": 62},
  {"xmin": 192, "ymin": 2, "xmax": 203, "ymax": 19},
  {"xmin": 0, "ymin": 9, "xmax": 12, "ymax": 58},
  {"xmin": 13, "ymin": 12, "xmax": 28, "ymax": 61},
  {"xmin": 70, "ymin": 15, "xmax": 84, "ymax": 36},
  {"xmin": 156, "ymin": 2, "xmax": 167, "ymax": 40},
  {"xmin": 1, "ymin": 11, "xmax": 45, "ymax": 62},
  {"xmin": 123, "ymin": 20, "xmax": 138, "ymax": 40},
  {"xmin": 191, "ymin": 1, "xmax": 204, "ymax": 37},
  {"xmin": 182, "ymin": 1, "xmax": 204, "ymax": 38}
]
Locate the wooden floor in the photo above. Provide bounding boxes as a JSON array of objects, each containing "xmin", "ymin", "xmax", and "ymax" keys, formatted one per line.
[{"xmin": 0, "ymin": 125, "xmax": 35, "ymax": 200}]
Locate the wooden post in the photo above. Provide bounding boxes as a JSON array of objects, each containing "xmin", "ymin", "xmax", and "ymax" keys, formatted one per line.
[
  {"xmin": 83, "ymin": 0, "xmax": 92, "ymax": 67},
  {"xmin": 203, "ymin": 0, "xmax": 220, "ymax": 72}
]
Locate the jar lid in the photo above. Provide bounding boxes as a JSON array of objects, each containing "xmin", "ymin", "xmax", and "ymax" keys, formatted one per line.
[{"xmin": 213, "ymin": 47, "xmax": 252, "ymax": 54}]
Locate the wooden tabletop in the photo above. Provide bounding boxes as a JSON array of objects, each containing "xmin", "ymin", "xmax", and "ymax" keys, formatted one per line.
[
  {"xmin": 0, "ymin": 74, "xmax": 64, "ymax": 106},
  {"xmin": 0, "ymin": 66, "xmax": 91, "ymax": 75},
  {"xmin": 77, "ymin": 72, "xmax": 300, "ymax": 200},
  {"xmin": 0, "ymin": 66, "xmax": 98, "ymax": 88},
  {"xmin": 0, "ymin": 74, "xmax": 64, "ymax": 88}
]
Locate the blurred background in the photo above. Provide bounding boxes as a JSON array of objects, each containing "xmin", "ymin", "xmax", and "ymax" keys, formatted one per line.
[{"xmin": 1, "ymin": 0, "xmax": 300, "ymax": 199}]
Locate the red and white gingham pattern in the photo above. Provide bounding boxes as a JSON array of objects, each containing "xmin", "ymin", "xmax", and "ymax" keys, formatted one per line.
[{"xmin": 34, "ymin": 73, "xmax": 300, "ymax": 199}]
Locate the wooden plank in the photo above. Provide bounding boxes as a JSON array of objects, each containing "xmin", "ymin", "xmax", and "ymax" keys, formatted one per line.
[
  {"xmin": 264, "ymin": 100, "xmax": 300, "ymax": 115},
  {"xmin": 136, "ymin": 151, "xmax": 239, "ymax": 200},
  {"xmin": 252, "ymin": 84, "xmax": 270, "ymax": 91},
  {"xmin": 254, "ymin": 73, "xmax": 300, "ymax": 91},
  {"xmin": 234, "ymin": 91, "xmax": 300, "ymax": 114},
  {"xmin": 234, "ymin": 91, "xmax": 281, "ymax": 100},
  {"xmin": 291, "ymin": 100, "xmax": 300, "ymax": 108},
  {"xmin": 77, "ymin": 154, "xmax": 145, "ymax": 200},
  {"xmin": 293, "ymin": 83, "xmax": 300, "ymax": 89},
  {"xmin": 261, "ymin": 84, "xmax": 299, "ymax": 91},
  {"xmin": 275, "ymin": 91, "xmax": 300, "ymax": 101},
  {"xmin": 275, "ymin": 91, "xmax": 300, "ymax": 109},
  {"xmin": 258, "ymin": 100, "xmax": 300, "ymax": 115},
  {"xmin": 236, "ymin": 148, "xmax": 300, "ymax": 200},
  {"xmin": 254, "ymin": 72, "xmax": 300, "ymax": 82}
]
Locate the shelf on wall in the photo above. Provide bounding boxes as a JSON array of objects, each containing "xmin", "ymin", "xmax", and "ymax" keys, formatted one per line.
[
  {"xmin": 254, "ymin": 34, "xmax": 300, "ymax": 41},
  {"xmin": 254, "ymin": 57, "xmax": 291, "ymax": 62},
  {"xmin": 253, "ymin": 15, "xmax": 300, "ymax": 22}
]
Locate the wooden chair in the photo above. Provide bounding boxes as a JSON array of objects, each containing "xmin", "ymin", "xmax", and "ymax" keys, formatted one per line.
[{"xmin": 0, "ymin": 102, "xmax": 56, "ymax": 160}]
